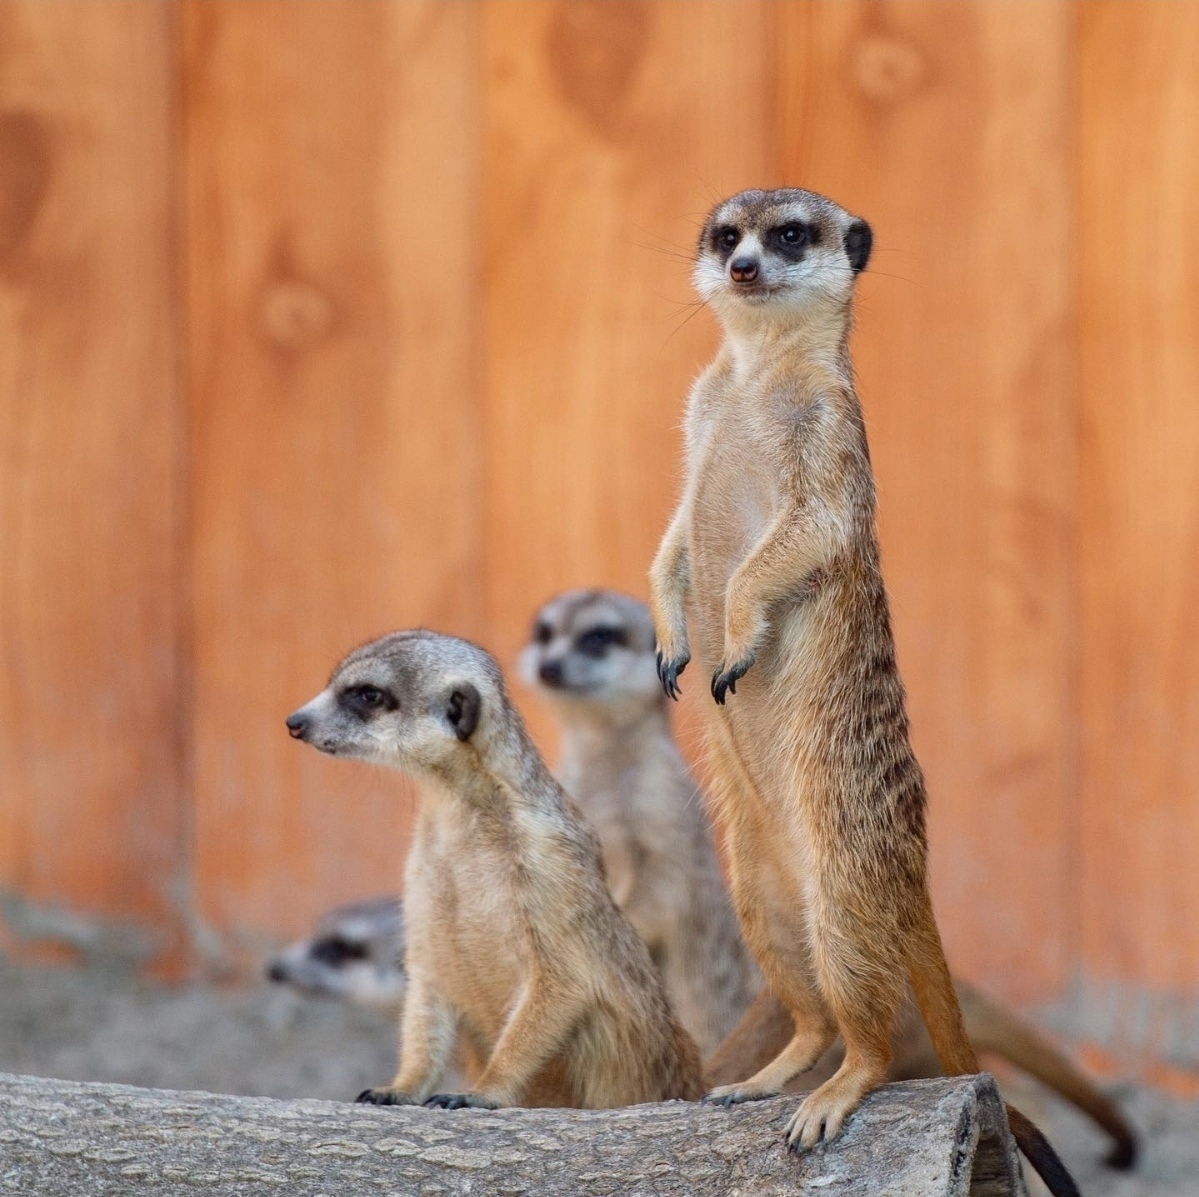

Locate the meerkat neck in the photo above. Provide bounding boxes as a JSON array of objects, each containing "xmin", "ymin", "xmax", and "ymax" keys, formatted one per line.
[
  {"xmin": 446, "ymin": 717, "xmax": 562, "ymax": 818},
  {"xmin": 555, "ymin": 696, "xmax": 668, "ymax": 739},
  {"xmin": 719, "ymin": 300, "xmax": 852, "ymax": 377}
]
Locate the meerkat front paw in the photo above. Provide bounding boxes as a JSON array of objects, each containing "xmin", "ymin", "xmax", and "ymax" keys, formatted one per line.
[
  {"xmin": 356, "ymin": 1087, "xmax": 422, "ymax": 1107},
  {"xmin": 656, "ymin": 648, "xmax": 691, "ymax": 700},
  {"xmin": 424, "ymin": 1092, "xmax": 501, "ymax": 1111},
  {"xmin": 711, "ymin": 654, "xmax": 755, "ymax": 705}
]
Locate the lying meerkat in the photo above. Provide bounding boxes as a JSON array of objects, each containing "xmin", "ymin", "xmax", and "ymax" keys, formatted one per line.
[
  {"xmin": 286, "ymin": 629, "xmax": 704, "ymax": 1110},
  {"xmin": 519, "ymin": 587, "xmax": 761, "ymax": 1055},
  {"xmin": 265, "ymin": 896, "xmax": 407, "ymax": 1011},
  {"xmin": 649, "ymin": 187, "xmax": 1076, "ymax": 1195}
]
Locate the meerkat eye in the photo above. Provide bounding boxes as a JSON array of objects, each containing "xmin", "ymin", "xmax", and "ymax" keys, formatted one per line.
[
  {"xmin": 340, "ymin": 684, "xmax": 396, "ymax": 717},
  {"xmin": 312, "ymin": 936, "xmax": 370, "ymax": 965},
  {"xmin": 533, "ymin": 621, "xmax": 553, "ymax": 646},
  {"xmin": 713, "ymin": 225, "xmax": 739, "ymax": 251},
  {"xmin": 777, "ymin": 223, "xmax": 809, "ymax": 247},
  {"xmin": 576, "ymin": 626, "xmax": 627, "ymax": 658}
]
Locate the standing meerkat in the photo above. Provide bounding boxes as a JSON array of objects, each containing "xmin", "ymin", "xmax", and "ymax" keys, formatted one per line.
[
  {"xmin": 286, "ymin": 630, "xmax": 704, "ymax": 1110},
  {"xmin": 648, "ymin": 187, "xmax": 1077, "ymax": 1195},
  {"xmin": 519, "ymin": 587, "xmax": 761, "ymax": 1054}
]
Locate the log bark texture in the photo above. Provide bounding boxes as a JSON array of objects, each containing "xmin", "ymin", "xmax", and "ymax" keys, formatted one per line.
[{"xmin": 0, "ymin": 1071, "xmax": 1028, "ymax": 1196}]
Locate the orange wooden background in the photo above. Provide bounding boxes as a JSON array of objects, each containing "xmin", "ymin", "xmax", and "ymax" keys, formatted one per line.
[{"xmin": 1, "ymin": 1, "xmax": 1195, "ymax": 1080}]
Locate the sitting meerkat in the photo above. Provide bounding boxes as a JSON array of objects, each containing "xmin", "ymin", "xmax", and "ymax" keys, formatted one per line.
[
  {"xmin": 286, "ymin": 629, "xmax": 704, "ymax": 1110},
  {"xmin": 519, "ymin": 587, "xmax": 761, "ymax": 1055}
]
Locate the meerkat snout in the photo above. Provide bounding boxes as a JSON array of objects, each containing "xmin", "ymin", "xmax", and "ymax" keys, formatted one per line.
[
  {"xmin": 285, "ymin": 711, "xmax": 310, "ymax": 740},
  {"xmin": 730, "ymin": 255, "xmax": 759, "ymax": 283},
  {"xmin": 537, "ymin": 659, "xmax": 565, "ymax": 687}
]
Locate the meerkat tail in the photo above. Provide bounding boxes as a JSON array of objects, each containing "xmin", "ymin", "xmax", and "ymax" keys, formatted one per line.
[
  {"xmin": 960, "ymin": 985, "xmax": 1138, "ymax": 1170},
  {"xmin": 907, "ymin": 903, "xmax": 1080, "ymax": 1197}
]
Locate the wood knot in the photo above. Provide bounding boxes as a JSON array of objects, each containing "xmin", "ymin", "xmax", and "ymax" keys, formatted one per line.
[
  {"xmin": 0, "ymin": 109, "xmax": 53, "ymax": 266},
  {"xmin": 545, "ymin": 1, "xmax": 649, "ymax": 134},
  {"xmin": 260, "ymin": 278, "xmax": 337, "ymax": 351},
  {"xmin": 852, "ymin": 34, "xmax": 928, "ymax": 106}
]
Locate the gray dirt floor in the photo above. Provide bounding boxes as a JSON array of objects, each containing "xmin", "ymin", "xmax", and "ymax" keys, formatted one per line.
[{"xmin": 0, "ymin": 958, "xmax": 1194, "ymax": 1194}]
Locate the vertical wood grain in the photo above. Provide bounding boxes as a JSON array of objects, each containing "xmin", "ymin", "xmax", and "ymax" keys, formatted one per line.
[
  {"xmin": 1077, "ymin": 1, "xmax": 1199, "ymax": 1056},
  {"xmin": 773, "ymin": 1, "xmax": 1076, "ymax": 1003},
  {"xmin": 0, "ymin": 2, "xmax": 184, "ymax": 964},
  {"xmin": 479, "ymin": 0, "xmax": 775, "ymax": 756},
  {"xmin": 182, "ymin": 0, "xmax": 480, "ymax": 961}
]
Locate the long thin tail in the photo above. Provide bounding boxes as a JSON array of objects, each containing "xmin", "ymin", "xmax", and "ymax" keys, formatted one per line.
[
  {"xmin": 959, "ymin": 982, "xmax": 1137, "ymax": 1169},
  {"xmin": 908, "ymin": 902, "xmax": 1080, "ymax": 1197}
]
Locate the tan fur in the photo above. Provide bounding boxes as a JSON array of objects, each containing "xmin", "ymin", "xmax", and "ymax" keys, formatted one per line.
[
  {"xmin": 709, "ymin": 985, "xmax": 1137, "ymax": 1169},
  {"xmin": 648, "ymin": 188, "xmax": 1077, "ymax": 1195},
  {"xmin": 520, "ymin": 588, "xmax": 761, "ymax": 1054},
  {"xmin": 287, "ymin": 631, "xmax": 703, "ymax": 1110}
]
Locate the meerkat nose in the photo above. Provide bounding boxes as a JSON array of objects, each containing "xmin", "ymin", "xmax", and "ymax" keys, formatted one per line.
[
  {"xmin": 265, "ymin": 959, "xmax": 287, "ymax": 983},
  {"xmin": 729, "ymin": 256, "xmax": 759, "ymax": 283},
  {"xmin": 285, "ymin": 712, "xmax": 311, "ymax": 740},
  {"xmin": 538, "ymin": 660, "xmax": 565, "ymax": 687}
]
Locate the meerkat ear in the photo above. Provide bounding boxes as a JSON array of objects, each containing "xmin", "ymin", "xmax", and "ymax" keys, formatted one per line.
[
  {"xmin": 445, "ymin": 683, "xmax": 480, "ymax": 742},
  {"xmin": 845, "ymin": 219, "xmax": 872, "ymax": 273}
]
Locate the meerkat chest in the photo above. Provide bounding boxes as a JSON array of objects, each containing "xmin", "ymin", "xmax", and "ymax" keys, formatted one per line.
[
  {"xmin": 689, "ymin": 420, "xmax": 782, "ymax": 603},
  {"xmin": 406, "ymin": 816, "xmax": 527, "ymax": 1030}
]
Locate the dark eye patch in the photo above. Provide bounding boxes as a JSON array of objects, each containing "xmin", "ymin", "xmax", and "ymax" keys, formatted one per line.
[
  {"xmin": 575, "ymin": 625, "xmax": 627, "ymax": 657},
  {"xmin": 311, "ymin": 936, "xmax": 370, "ymax": 966},
  {"xmin": 771, "ymin": 222, "xmax": 818, "ymax": 260},
  {"xmin": 533, "ymin": 620, "xmax": 553, "ymax": 646},
  {"xmin": 710, "ymin": 224, "xmax": 740, "ymax": 259},
  {"xmin": 339, "ymin": 684, "xmax": 398, "ymax": 719}
]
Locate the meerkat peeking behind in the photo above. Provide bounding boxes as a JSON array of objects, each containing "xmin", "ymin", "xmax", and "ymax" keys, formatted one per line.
[
  {"xmin": 519, "ymin": 588, "xmax": 760, "ymax": 1055},
  {"xmin": 265, "ymin": 897, "xmax": 406, "ymax": 1011},
  {"xmin": 649, "ymin": 189, "xmax": 1078, "ymax": 1197},
  {"xmin": 286, "ymin": 631, "xmax": 704, "ymax": 1111}
]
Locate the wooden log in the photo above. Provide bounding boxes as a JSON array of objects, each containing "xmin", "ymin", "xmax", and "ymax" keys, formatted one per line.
[{"xmin": 0, "ymin": 1071, "xmax": 1027, "ymax": 1196}]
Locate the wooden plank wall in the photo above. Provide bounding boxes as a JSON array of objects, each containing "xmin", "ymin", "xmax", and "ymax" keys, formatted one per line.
[{"xmin": 0, "ymin": 0, "xmax": 1195, "ymax": 1076}]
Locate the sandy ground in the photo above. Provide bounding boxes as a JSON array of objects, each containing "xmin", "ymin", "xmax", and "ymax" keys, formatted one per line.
[{"xmin": 0, "ymin": 958, "xmax": 1193, "ymax": 1194}]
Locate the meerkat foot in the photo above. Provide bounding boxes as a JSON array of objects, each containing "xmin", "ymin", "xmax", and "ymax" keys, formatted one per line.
[
  {"xmin": 656, "ymin": 648, "xmax": 690, "ymax": 700},
  {"xmin": 702, "ymin": 1080, "xmax": 780, "ymax": 1107},
  {"xmin": 784, "ymin": 1071, "xmax": 874, "ymax": 1154},
  {"xmin": 356, "ymin": 1087, "xmax": 421, "ymax": 1107},
  {"xmin": 711, "ymin": 654, "xmax": 755, "ymax": 705},
  {"xmin": 424, "ymin": 1092, "xmax": 501, "ymax": 1111}
]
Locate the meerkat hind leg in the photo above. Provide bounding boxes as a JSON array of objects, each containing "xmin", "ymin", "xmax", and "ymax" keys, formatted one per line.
[
  {"xmin": 704, "ymin": 941, "xmax": 837, "ymax": 1104},
  {"xmin": 785, "ymin": 1023, "xmax": 893, "ymax": 1152},
  {"xmin": 785, "ymin": 930, "xmax": 902, "ymax": 1151},
  {"xmin": 704, "ymin": 1021, "xmax": 837, "ymax": 1106}
]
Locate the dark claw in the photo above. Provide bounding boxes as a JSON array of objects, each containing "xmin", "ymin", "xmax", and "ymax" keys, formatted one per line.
[
  {"xmin": 424, "ymin": 1094, "xmax": 470, "ymax": 1110},
  {"xmin": 356, "ymin": 1088, "xmax": 399, "ymax": 1106},
  {"xmin": 711, "ymin": 655, "xmax": 755, "ymax": 705},
  {"xmin": 701, "ymin": 1094, "xmax": 736, "ymax": 1109},
  {"xmin": 656, "ymin": 649, "xmax": 690, "ymax": 701}
]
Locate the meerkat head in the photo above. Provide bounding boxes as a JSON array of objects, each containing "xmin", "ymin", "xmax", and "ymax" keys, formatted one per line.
[
  {"xmin": 265, "ymin": 896, "xmax": 406, "ymax": 1011},
  {"xmin": 519, "ymin": 589, "xmax": 662, "ymax": 717},
  {"xmin": 693, "ymin": 187, "xmax": 872, "ymax": 324},
  {"xmin": 286, "ymin": 630, "xmax": 507, "ymax": 776}
]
